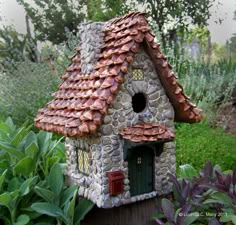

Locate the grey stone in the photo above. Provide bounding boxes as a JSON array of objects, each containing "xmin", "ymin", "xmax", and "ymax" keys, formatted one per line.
[
  {"xmin": 121, "ymin": 93, "xmax": 131, "ymax": 102},
  {"xmin": 124, "ymin": 191, "xmax": 130, "ymax": 199},
  {"xmin": 95, "ymin": 151, "xmax": 101, "ymax": 160},
  {"xmin": 112, "ymin": 121, "xmax": 119, "ymax": 127},
  {"xmin": 112, "ymin": 150, "xmax": 120, "ymax": 157},
  {"xmin": 132, "ymin": 82, "xmax": 139, "ymax": 93},
  {"xmin": 149, "ymin": 107, "xmax": 157, "ymax": 116},
  {"xmin": 108, "ymin": 108, "xmax": 114, "ymax": 114},
  {"xmin": 112, "ymin": 156, "xmax": 121, "ymax": 162},
  {"xmin": 112, "ymin": 197, "xmax": 121, "ymax": 207},
  {"xmin": 123, "ymin": 102, "xmax": 132, "ymax": 110},
  {"xmin": 101, "ymin": 125, "xmax": 113, "ymax": 135},
  {"xmin": 149, "ymin": 100, "xmax": 158, "ymax": 107},
  {"xmin": 90, "ymin": 144, "xmax": 96, "ymax": 152},
  {"xmin": 103, "ymin": 195, "xmax": 112, "ymax": 208},
  {"xmin": 164, "ymin": 109, "xmax": 175, "ymax": 119},
  {"xmin": 104, "ymin": 158, "xmax": 112, "ymax": 164},
  {"xmin": 112, "ymin": 142, "xmax": 120, "ymax": 149},
  {"xmin": 102, "ymin": 185, "xmax": 109, "ymax": 194},
  {"xmin": 103, "ymin": 115, "xmax": 112, "ymax": 124},
  {"xmin": 125, "ymin": 107, "xmax": 133, "ymax": 116},
  {"xmin": 124, "ymin": 179, "xmax": 129, "ymax": 185},
  {"xmin": 103, "ymin": 164, "xmax": 112, "ymax": 171},
  {"xmin": 103, "ymin": 146, "xmax": 113, "ymax": 154},
  {"xmin": 84, "ymin": 188, "xmax": 88, "ymax": 198},
  {"xmin": 149, "ymin": 92, "xmax": 160, "ymax": 100},
  {"xmin": 147, "ymin": 85, "xmax": 157, "ymax": 95},
  {"xmin": 118, "ymin": 115, "xmax": 126, "ymax": 122},
  {"xmin": 102, "ymin": 137, "xmax": 112, "ymax": 145},
  {"xmin": 78, "ymin": 186, "xmax": 85, "ymax": 196},
  {"xmin": 112, "ymin": 102, "xmax": 122, "ymax": 110},
  {"xmin": 113, "ymin": 112, "xmax": 119, "ymax": 120}
]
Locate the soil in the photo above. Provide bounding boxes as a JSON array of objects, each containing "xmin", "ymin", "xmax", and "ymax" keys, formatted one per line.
[{"xmin": 216, "ymin": 102, "xmax": 236, "ymax": 137}]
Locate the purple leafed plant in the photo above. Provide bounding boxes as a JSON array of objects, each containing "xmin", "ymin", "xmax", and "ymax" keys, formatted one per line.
[{"xmin": 153, "ymin": 161, "xmax": 236, "ymax": 225}]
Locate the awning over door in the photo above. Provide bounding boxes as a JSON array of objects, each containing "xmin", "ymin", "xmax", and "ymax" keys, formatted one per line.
[{"xmin": 119, "ymin": 123, "xmax": 175, "ymax": 143}]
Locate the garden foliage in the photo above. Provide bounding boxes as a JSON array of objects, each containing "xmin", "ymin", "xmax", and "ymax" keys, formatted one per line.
[
  {"xmin": 154, "ymin": 161, "xmax": 236, "ymax": 225},
  {"xmin": 0, "ymin": 118, "xmax": 94, "ymax": 225},
  {"xmin": 176, "ymin": 121, "xmax": 236, "ymax": 172}
]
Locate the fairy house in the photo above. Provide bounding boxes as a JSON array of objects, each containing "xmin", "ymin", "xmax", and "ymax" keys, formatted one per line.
[{"xmin": 34, "ymin": 12, "xmax": 202, "ymax": 208}]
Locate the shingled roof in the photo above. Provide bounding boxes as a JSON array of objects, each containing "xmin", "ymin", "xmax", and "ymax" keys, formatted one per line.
[
  {"xmin": 34, "ymin": 12, "xmax": 202, "ymax": 137},
  {"xmin": 120, "ymin": 123, "xmax": 175, "ymax": 143}
]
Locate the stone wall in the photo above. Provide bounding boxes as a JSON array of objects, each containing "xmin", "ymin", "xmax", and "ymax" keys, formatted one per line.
[{"xmin": 65, "ymin": 44, "xmax": 176, "ymax": 208}]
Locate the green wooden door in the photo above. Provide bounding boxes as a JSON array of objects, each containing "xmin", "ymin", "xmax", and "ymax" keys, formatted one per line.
[{"xmin": 128, "ymin": 146, "xmax": 154, "ymax": 196}]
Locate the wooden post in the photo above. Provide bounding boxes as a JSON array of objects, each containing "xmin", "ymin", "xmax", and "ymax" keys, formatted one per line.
[{"xmin": 81, "ymin": 197, "xmax": 163, "ymax": 225}]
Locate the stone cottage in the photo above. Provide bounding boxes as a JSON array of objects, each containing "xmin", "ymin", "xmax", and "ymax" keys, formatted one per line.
[{"xmin": 34, "ymin": 12, "xmax": 202, "ymax": 208}]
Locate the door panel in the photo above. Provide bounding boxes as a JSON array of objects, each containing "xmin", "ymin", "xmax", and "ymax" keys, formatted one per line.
[{"xmin": 128, "ymin": 146, "xmax": 154, "ymax": 196}]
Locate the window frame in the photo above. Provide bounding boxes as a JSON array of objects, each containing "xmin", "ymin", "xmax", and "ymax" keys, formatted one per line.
[
  {"xmin": 131, "ymin": 68, "xmax": 144, "ymax": 81},
  {"xmin": 76, "ymin": 145, "xmax": 90, "ymax": 175}
]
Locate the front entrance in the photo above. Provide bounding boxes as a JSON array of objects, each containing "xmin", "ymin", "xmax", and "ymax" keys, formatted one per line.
[{"xmin": 128, "ymin": 146, "xmax": 154, "ymax": 196}]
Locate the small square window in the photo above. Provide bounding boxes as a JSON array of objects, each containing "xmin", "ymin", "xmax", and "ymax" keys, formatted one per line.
[
  {"xmin": 77, "ymin": 147, "xmax": 90, "ymax": 175},
  {"xmin": 132, "ymin": 68, "xmax": 144, "ymax": 80}
]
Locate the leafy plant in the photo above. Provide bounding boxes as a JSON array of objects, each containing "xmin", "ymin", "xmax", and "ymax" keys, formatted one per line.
[
  {"xmin": 0, "ymin": 118, "xmax": 94, "ymax": 224},
  {"xmin": 153, "ymin": 161, "xmax": 236, "ymax": 225},
  {"xmin": 32, "ymin": 163, "xmax": 94, "ymax": 225}
]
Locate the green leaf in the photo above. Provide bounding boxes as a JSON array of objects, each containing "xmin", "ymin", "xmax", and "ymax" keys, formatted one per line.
[
  {"xmin": 11, "ymin": 126, "xmax": 28, "ymax": 146},
  {"xmin": 205, "ymin": 192, "xmax": 233, "ymax": 206},
  {"xmin": 8, "ymin": 177, "xmax": 20, "ymax": 192},
  {"xmin": 48, "ymin": 163, "xmax": 63, "ymax": 195},
  {"xmin": 65, "ymin": 188, "xmax": 77, "ymax": 221},
  {"xmin": 31, "ymin": 202, "xmax": 64, "ymax": 218},
  {"xmin": 13, "ymin": 214, "xmax": 30, "ymax": 225},
  {"xmin": 0, "ymin": 122, "xmax": 12, "ymax": 134},
  {"xmin": 25, "ymin": 142, "xmax": 39, "ymax": 159},
  {"xmin": 47, "ymin": 156, "xmax": 61, "ymax": 168},
  {"xmin": 5, "ymin": 117, "xmax": 15, "ymax": 131},
  {"xmin": 0, "ymin": 141, "xmax": 25, "ymax": 160},
  {"xmin": 0, "ymin": 169, "xmax": 7, "ymax": 192},
  {"xmin": 179, "ymin": 164, "xmax": 198, "ymax": 178},
  {"xmin": 23, "ymin": 131, "xmax": 37, "ymax": 150},
  {"xmin": 0, "ymin": 192, "xmax": 11, "ymax": 210},
  {"xmin": 34, "ymin": 186, "xmax": 56, "ymax": 203},
  {"xmin": 74, "ymin": 199, "xmax": 94, "ymax": 225},
  {"xmin": 13, "ymin": 156, "xmax": 35, "ymax": 176},
  {"xmin": 37, "ymin": 131, "xmax": 51, "ymax": 152},
  {"xmin": 19, "ymin": 176, "xmax": 38, "ymax": 196},
  {"xmin": 61, "ymin": 185, "xmax": 78, "ymax": 207},
  {"xmin": 220, "ymin": 215, "xmax": 236, "ymax": 225},
  {"xmin": 182, "ymin": 213, "xmax": 199, "ymax": 225}
]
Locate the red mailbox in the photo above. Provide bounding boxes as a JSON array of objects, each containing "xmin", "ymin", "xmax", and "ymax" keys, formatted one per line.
[{"xmin": 107, "ymin": 171, "xmax": 125, "ymax": 196}]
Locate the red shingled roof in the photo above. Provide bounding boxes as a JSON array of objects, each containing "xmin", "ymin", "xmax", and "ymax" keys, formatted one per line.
[
  {"xmin": 120, "ymin": 123, "xmax": 175, "ymax": 143},
  {"xmin": 34, "ymin": 12, "xmax": 202, "ymax": 137}
]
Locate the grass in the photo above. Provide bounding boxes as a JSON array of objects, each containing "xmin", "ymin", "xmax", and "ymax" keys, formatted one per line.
[{"xmin": 176, "ymin": 120, "xmax": 236, "ymax": 172}]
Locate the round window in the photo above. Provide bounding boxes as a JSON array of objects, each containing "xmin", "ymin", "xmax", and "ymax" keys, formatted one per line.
[{"xmin": 132, "ymin": 93, "xmax": 147, "ymax": 113}]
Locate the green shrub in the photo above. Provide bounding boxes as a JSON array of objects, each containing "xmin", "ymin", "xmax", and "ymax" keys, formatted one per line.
[
  {"xmin": 0, "ymin": 31, "xmax": 80, "ymax": 126},
  {"xmin": 176, "ymin": 121, "xmax": 236, "ymax": 172},
  {"xmin": 153, "ymin": 161, "xmax": 236, "ymax": 225},
  {"xmin": 178, "ymin": 61, "xmax": 236, "ymax": 123},
  {"xmin": 0, "ymin": 118, "xmax": 94, "ymax": 225},
  {"xmin": 0, "ymin": 61, "xmax": 60, "ymax": 126}
]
